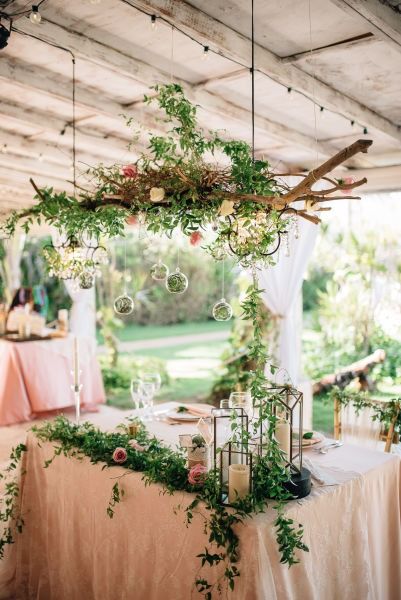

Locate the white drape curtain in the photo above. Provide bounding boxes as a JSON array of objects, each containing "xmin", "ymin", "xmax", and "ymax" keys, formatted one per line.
[
  {"xmin": 51, "ymin": 230, "xmax": 97, "ymax": 342},
  {"xmin": 257, "ymin": 219, "xmax": 318, "ymax": 384},
  {"xmin": 3, "ymin": 233, "xmax": 26, "ymax": 298}
]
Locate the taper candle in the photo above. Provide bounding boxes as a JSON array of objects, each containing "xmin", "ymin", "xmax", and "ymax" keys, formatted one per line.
[{"xmin": 73, "ymin": 336, "xmax": 79, "ymax": 387}]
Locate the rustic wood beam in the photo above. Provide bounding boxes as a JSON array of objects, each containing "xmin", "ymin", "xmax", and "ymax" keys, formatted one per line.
[
  {"xmin": 329, "ymin": 0, "xmax": 401, "ymax": 53},
  {"xmin": 281, "ymin": 33, "xmax": 376, "ymax": 63},
  {"xmin": 11, "ymin": 18, "xmax": 368, "ymax": 163},
  {"xmin": 124, "ymin": 0, "xmax": 401, "ymax": 143}
]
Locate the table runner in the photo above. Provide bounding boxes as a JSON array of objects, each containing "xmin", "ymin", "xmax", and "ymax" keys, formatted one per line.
[
  {"xmin": 1, "ymin": 407, "xmax": 400, "ymax": 599},
  {"xmin": 0, "ymin": 336, "xmax": 105, "ymax": 426}
]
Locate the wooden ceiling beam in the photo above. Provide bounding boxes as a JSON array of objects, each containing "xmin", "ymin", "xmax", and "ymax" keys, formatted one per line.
[
  {"xmin": 123, "ymin": 0, "xmax": 401, "ymax": 143},
  {"xmin": 0, "ymin": 99, "xmax": 139, "ymax": 159},
  {"xmin": 328, "ymin": 0, "xmax": 401, "ymax": 53},
  {"xmin": 11, "ymin": 18, "xmax": 359, "ymax": 163}
]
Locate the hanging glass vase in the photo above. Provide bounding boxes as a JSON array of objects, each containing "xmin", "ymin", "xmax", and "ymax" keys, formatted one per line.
[
  {"xmin": 150, "ymin": 260, "xmax": 169, "ymax": 281},
  {"xmin": 212, "ymin": 298, "xmax": 233, "ymax": 321},
  {"xmin": 113, "ymin": 294, "xmax": 134, "ymax": 315},
  {"xmin": 165, "ymin": 268, "xmax": 188, "ymax": 294},
  {"xmin": 78, "ymin": 271, "xmax": 95, "ymax": 290}
]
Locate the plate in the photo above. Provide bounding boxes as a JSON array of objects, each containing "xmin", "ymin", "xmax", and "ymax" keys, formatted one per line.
[
  {"xmin": 301, "ymin": 432, "xmax": 325, "ymax": 447},
  {"xmin": 166, "ymin": 410, "xmax": 203, "ymax": 422}
]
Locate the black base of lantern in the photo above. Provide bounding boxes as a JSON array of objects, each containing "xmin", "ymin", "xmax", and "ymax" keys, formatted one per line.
[{"xmin": 284, "ymin": 467, "xmax": 312, "ymax": 499}]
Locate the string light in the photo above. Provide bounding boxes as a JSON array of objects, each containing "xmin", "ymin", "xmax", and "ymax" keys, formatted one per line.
[
  {"xmin": 287, "ymin": 87, "xmax": 294, "ymax": 101},
  {"xmin": 350, "ymin": 120, "xmax": 355, "ymax": 127},
  {"xmin": 1, "ymin": 144, "xmax": 7, "ymax": 154},
  {"xmin": 29, "ymin": 5, "xmax": 42, "ymax": 24},
  {"xmin": 150, "ymin": 14, "xmax": 157, "ymax": 31},
  {"xmin": 201, "ymin": 45, "xmax": 209, "ymax": 60},
  {"xmin": 363, "ymin": 127, "xmax": 368, "ymax": 135},
  {"xmin": 38, "ymin": 153, "xmax": 43, "ymax": 162}
]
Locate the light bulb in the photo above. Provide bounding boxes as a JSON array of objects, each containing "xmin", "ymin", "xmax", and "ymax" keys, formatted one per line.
[
  {"xmin": 30, "ymin": 6, "xmax": 42, "ymax": 24},
  {"xmin": 201, "ymin": 46, "xmax": 209, "ymax": 61},
  {"xmin": 1, "ymin": 144, "xmax": 7, "ymax": 154},
  {"xmin": 38, "ymin": 153, "xmax": 43, "ymax": 162},
  {"xmin": 287, "ymin": 87, "xmax": 294, "ymax": 101},
  {"xmin": 150, "ymin": 15, "xmax": 157, "ymax": 30}
]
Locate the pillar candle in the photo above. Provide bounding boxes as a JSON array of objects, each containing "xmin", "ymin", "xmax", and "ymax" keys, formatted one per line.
[
  {"xmin": 275, "ymin": 419, "xmax": 291, "ymax": 459},
  {"xmin": 228, "ymin": 463, "xmax": 250, "ymax": 503},
  {"xmin": 73, "ymin": 337, "xmax": 79, "ymax": 387}
]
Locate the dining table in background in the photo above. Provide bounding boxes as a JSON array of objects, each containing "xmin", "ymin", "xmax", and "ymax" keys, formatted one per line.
[
  {"xmin": 1, "ymin": 402, "xmax": 400, "ymax": 600},
  {"xmin": 0, "ymin": 335, "xmax": 105, "ymax": 426}
]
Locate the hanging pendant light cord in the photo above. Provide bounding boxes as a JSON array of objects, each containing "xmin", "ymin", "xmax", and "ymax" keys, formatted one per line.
[{"xmin": 251, "ymin": 0, "xmax": 255, "ymax": 163}]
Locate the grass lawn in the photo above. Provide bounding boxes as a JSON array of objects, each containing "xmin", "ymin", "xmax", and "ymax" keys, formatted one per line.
[
  {"xmin": 106, "ymin": 320, "xmax": 231, "ymax": 343},
  {"xmin": 105, "ymin": 338, "xmax": 228, "ymax": 409}
]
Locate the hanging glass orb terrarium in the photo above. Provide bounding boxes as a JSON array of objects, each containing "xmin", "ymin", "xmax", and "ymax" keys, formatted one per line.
[
  {"xmin": 150, "ymin": 260, "xmax": 169, "ymax": 281},
  {"xmin": 113, "ymin": 294, "xmax": 134, "ymax": 315},
  {"xmin": 212, "ymin": 298, "xmax": 233, "ymax": 321},
  {"xmin": 166, "ymin": 268, "xmax": 188, "ymax": 294},
  {"xmin": 78, "ymin": 271, "xmax": 95, "ymax": 289}
]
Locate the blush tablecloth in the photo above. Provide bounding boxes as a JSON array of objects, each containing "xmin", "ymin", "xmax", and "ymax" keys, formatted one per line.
[
  {"xmin": 0, "ymin": 336, "xmax": 105, "ymax": 426},
  {"xmin": 1, "ymin": 404, "xmax": 400, "ymax": 600}
]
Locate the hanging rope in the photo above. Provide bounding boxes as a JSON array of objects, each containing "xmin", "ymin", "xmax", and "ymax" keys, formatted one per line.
[{"xmin": 72, "ymin": 55, "xmax": 77, "ymax": 193}]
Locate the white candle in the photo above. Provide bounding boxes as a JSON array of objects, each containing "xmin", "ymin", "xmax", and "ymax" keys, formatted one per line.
[
  {"xmin": 18, "ymin": 314, "xmax": 25, "ymax": 339},
  {"xmin": 228, "ymin": 463, "xmax": 250, "ymax": 503},
  {"xmin": 275, "ymin": 419, "xmax": 291, "ymax": 459},
  {"xmin": 73, "ymin": 336, "xmax": 79, "ymax": 387}
]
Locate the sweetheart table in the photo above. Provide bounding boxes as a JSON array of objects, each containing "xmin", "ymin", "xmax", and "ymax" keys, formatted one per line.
[
  {"xmin": 1, "ymin": 402, "xmax": 400, "ymax": 600},
  {"xmin": 0, "ymin": 336, "xmax": 105, "ymax": 426}
]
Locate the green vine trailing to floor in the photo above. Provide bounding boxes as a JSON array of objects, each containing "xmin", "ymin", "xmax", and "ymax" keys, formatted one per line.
[{"xmin": 0, "ymin": 443, "xmax": 27, "ymax": 559}]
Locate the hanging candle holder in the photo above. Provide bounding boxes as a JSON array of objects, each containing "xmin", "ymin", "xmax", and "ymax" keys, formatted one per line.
[
  {"xmin": 166, "ymin": 267, "xmax": 188, "ymax": 294},
  {"xmin": 150, "ymin": 260, "xmax": 169, "ymax": 281}
]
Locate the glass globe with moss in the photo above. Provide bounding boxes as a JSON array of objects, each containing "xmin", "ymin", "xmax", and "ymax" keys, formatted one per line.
[
  {"xmin": 165, "ymin": 268, "xmax": 188, "ymax": 294},
  {"xmin": 150, "ymin": 260, "xmax": 169, "ymax": 281},
  {"xmin": 212, "ymin": 298, "xmax": 233, "ymax": 322},
  {"xmin": 78, "ymin": 271, "xmax": 95, "ymax": 289},
  {"xmin": 113, "ymin": 293, "xmax": 134, "ymax": 315}
]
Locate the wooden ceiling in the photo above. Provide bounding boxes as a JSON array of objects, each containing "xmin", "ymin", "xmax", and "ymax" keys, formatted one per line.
[{"xmin": 0, "ymin": 0, "xmax": 400, "ymax": 214}]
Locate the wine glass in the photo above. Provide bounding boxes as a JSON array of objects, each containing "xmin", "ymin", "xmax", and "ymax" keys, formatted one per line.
[
  {"xmin": 130, "ymin": 379, "xmax": 144, "ymax": 411},
  {"xmin": 141, "ymin": 373, "xmax": 162, "ymax": 419},
  {"xmin": 140, "ymin": 381, "xmax": 156, "ymax": 421}
]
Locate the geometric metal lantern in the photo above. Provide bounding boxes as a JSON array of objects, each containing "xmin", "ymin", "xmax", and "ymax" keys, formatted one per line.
[{"xmin": 261, "ymin": 384, "xmax": 311, "ymax": 498}]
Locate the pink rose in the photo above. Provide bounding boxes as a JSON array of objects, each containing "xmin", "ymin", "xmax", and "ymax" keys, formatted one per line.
[
  {"xmin": 126, "ymin": 215, "xmax": 138, "ymax": 226},
  {"xmin": 122, "ymin": 164, "xmax": 138, "ymax": 179},
  {"xmin": 128, "ymin": 439, "xmax": 145, "ymax": 452},
  {"xmin": 189, "ymin": 231, "xmax": 203, "ymax": 246},
  {"xmin": 188, "ymin": 463, "xmax": 207, "ymax": 486},
  {"xmin": 341, "ymin": 176, "xmax": 355, "ymax": 194},
  {"xmin": 112, "ymin": 447, "xmax": 128, "ymax": 464}
]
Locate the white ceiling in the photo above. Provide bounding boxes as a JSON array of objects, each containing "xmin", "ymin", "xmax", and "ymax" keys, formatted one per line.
[{"xmin": 0, "ymin": 0, "xmax": 400, "ymax": 215}]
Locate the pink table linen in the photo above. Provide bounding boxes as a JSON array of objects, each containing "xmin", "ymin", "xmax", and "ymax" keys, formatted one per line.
[
  {"xmin": 0, "ymin": 336, "xmax": 105, "ymax": 425},
  {"xmin": 1, "ymin": 410, "xmax": 400, "ymax": 600}
]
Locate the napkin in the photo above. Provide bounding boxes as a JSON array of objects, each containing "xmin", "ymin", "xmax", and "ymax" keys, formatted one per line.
[
  {"xmin": 302, "ymin": 457, "xmax": 340, "ymax": 486},
  {"xmin": 185, "ymin": 406, "xmax": 212, "ymax": 418}
]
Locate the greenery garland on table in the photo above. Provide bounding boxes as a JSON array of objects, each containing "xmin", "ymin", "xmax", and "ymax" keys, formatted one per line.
[{"xmin": 0, "ymin": 84, "xmax": 372, "ymax": 596}]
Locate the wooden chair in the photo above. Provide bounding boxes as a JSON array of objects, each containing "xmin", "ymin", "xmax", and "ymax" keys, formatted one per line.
[{"xmin": 334, "ymin": 396, "xmax": 400, "ymax": 453}]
